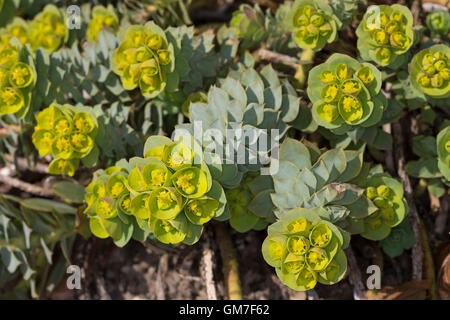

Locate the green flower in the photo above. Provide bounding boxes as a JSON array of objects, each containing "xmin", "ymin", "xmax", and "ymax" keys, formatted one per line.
[
  {"xmin": 307, "ymin": 54, "xmax": 385, "ymax": 132},
  {"xmin": 48, "ymin": 159, "xmax": 78, "ymax": 177},
  {"xmin": 149, "ymin": 187, "xmax": 182, "ymax": 220},
  {"xmin": 263, "ymin": 207, "xmax": 348, "ymax": 291},
  {"xmin": 361, "ymin": 173, "xmax": 408, "ymax": 241},
  {"xmin": 185, "ymin": 198, "xmax": 219, "ymax": 225},
  {"xmin": 111, "ymin": 22, "xmax": 175, "ymax": 98},
  {"xmin": 409, "ymin": 44, "xmax": 450, "ymax": 99},
  {"xmin": 426, "ymin": 10, "xmax": 450, "ymax": 36},
  {"xmin": 8, "ymin": 62, "xmax": 33, "ymax": 88},
  {"xmin": 171, "ymin": 167, "xmax": 208, "ymax": 198},
  {"xmin": 287, "ymin": 0, "xmax": 339, "ymax": 51},
  {"xmin": 153, "ymin": 216, "xmax": 187, "ymax": 244},
  {"xmin": 87, "ymin": 5, "xmax": 119, "ymax": 42},
  {"xmin": 0, "ymin": 87, "xmax": 24, "ymax": 115},
  {"xmin": 356, "ymin": 5, "xmax": 414, "ymax": 68}
]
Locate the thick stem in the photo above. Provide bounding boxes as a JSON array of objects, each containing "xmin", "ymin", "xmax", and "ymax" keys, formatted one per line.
[
  {"xmin": 214, "ymin": 223, "xmax": 242, "ymax": 300},
  {"xmin": 294, "ymin": 48, "xmax": 315, "ymax": 89}
]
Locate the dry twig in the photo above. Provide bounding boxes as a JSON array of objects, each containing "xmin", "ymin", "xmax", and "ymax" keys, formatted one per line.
[{"xmin": 345, "ymin": 246, "xmax": 366, "ymax": 300}]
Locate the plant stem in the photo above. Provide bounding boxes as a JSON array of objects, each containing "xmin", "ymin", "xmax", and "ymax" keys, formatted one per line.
[
  {"xmin": 294, "ymin": 48, "xmax": 315, "ymax": 89},
  {"xmin": 214, "ymin": 223, "xmax": 242, "ymax": 300}
]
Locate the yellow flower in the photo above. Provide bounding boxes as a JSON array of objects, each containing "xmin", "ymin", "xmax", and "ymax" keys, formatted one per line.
[
  {"xmin": 175, "ymin": 171, "xmax": 196, "ymax": 194},
  {"xmin": 156, "ymin": 190, "xmax": 176, "ymax": 210},
  {"xmin": 151, "ymin": 169, "xmax": 167, "ymax": 187}
]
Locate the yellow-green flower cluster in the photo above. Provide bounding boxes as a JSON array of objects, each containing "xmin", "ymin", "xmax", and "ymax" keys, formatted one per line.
[
  {"xmin": 87, "ymin": 5, "xmax": 119, "ymax": 42},
  {"xmin": 0, "ymin": 5, "xmax": 67, "ymax": 53},
  {"xmin": 288, "ymin": 0, "xmax": 338, "ymax": 51},
  {"xmin": 111, "ymin": 22, "xmax": 175, "ymax": 98},
  {"xmin": 0, "ymin": 37, "xmax": 35, "ymax": 116},
  {"xmin": 84, "ymin": 136, "xmax": 224, "ymax": 245},
  {"xmin": 32, "ymin": 104, "xmax": 98, "ymax": 176},
  {"xmin": 361, "ymin": 173, "xmax": 408, "ymax": 241},
  {"xmin": 307, "ymin": 53, "xmax": 384, "ymax": 131},
  {"xmin": 409, "ymin": 44, "xmax": 450, "ymax": 99},
  {"xmin": 262, "ymin": 208, "xmax": 348, "ymax": 291},
  {"xmin": 356, "ymin": 5, "xmax": 414, "ymax": 68}
]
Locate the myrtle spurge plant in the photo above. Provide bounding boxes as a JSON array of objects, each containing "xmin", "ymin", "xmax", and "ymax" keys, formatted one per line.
[
  {"xmin": 409, "ymin": 44, "xmax": 450, "ymax": 99},
  {"xmin": 111, "ymin": 22, "xmax": 175, "ymax": 98},
  {"xmin": 286, "ymin": 0, "xmax": 339, "ymax": 51},
  {"xmin": 405, "ymin": 130, "xmax": 450, "ymax": 199},
  {"xmin": 0, "ymin": 37, "xmax": 36, "ymax": 117},
  {"xmin": 32, "ymin": 104, "xmax": 98, "ymax": 176},
  {"xmin": 360, "ymin": 172, "xmax": 408, "ymax": 241},
  {"xmin": 356, "ymin": 5, "xmax": 414, "ymax": 68},
  {"xmin": 262, "ymin": 207, "xmax": 348, "ymax": 291},
  {"xmin": 225, "ymin": 172, "xmax": 275, "ymax": 233},
  {"xmin": 87, "ymin": 5, "xmax": 119, "ymax": 42},
  {"xmin": 84, "ymin": 135, "xmax": 227, "ymax": 246},
  {"xmin": 307, "ymin": 53, "xmax": 385, "ymax": 134}
]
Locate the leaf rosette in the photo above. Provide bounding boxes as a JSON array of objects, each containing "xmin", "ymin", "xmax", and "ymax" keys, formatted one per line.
[
  {"xmin": 32, "ymin": 104, "xmax": 99, "ymax": 176},
  {"xmin": 262, "ymin": 207, "xmax": 348, "ymax": 291},
  {"xmin": 426, "ymin": 10, "xmax": 450, "ymax": 36},
  {"xmin": 409, "ymin": 44, "xmax": 450, "ymax": 99},
  {"xmin": 356, "ymin": 4, "xmax": 414, "ymax": 68},
  {"xmin": 380, "ymin": 219, "xmax": 415, "ymax": 258},
  {"xmin": 271, "ymin": 137, "xmax": 377, "ymax": 235},
  {"xmin": 307, "ymin": 53, "xmax": 385, "ymax": 134},
  {"xmin": 111, "ymin": 22, "xmax": 175, "ymax": 98}
]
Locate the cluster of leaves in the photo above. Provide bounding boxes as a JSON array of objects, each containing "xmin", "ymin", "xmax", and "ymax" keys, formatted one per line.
[
  {"xmin": 225, "ymin": 172, "xmax": 275, "ymax": 233},
  {"xmin": 262, "ymin": 207, "xmax": 348, "ymax": 291},
  {"xmin": 83, "ymin": 135, "xmax": 227, "ymax": 246},
  {"xmin": 380, "ymin": 218, "xmax": 415, "ymax": 258},
  {"xmin": 426, "ymin": 10, "xmax": 450, "ymax": 37},
  {"xmin": 0, "ymin": 5, "xmax": 67, "ymax": 53},
  {"xmin": 0, "ymin": 36, "xmax": 36, "ymax": 117},
  {"xmin": 32, "ymin": 104, "xmax": 99, "ymax": 176},
  {"xmin": 356, "ymin": 4, "xmax": 414, "ymax": 68},
  {"xmin": 0, "ymin": 195, "xmax": 76, "ymax": 299},
  {"xmin": 406, "ymin": 124, "xmax": 450, "ymax": 198}
]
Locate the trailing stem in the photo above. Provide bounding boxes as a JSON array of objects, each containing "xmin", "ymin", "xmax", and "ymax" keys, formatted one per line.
[{"xmin": 214, "ymin": 223, "xmax": 243, "ymax": 300}]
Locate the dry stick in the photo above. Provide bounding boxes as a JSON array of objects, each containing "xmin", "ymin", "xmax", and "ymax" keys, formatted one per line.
[
  {"xmin": 435, "ymin": 194, "xmax": 449, "ymax": 235},
  {"xmin": 200, "ymin": 230, "xmax": 218, "ymax": 300},
  {"xmin": 0, "ymin": 174, "xmax": 54, "ymax": 197},
  {"xmin": 214, "ymin": 223, "xmax": 243, "ymax": 300},
  {"xmin": 3, "ymin": 154, "xmax": 48, "ymax": 174},
  {"xmin": 252, "ymin": 47, "xmax": 301, "ymax": 71},
  {"xmin": 382, "ymin": 123, "xmax": 395, "ymax": 176},
  {"xmin": 392, "ymin": 121, "xmax": 424, "ymax": 281},
  {"xmin": 345, "ymin": 246, "xmax": 366, "ymax": 300},
  {"xmin": 419, "ymin": 217, "xmax": 438, "ymax": 300},
  {"xmin": 155, "ymin": 254, "xmax": 168, "ymax": 300}
]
